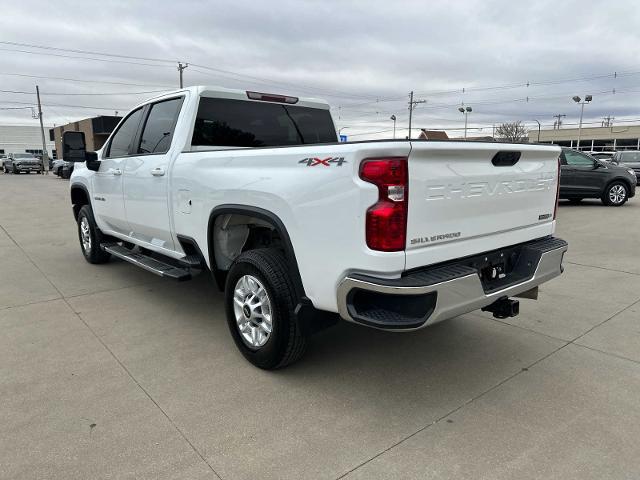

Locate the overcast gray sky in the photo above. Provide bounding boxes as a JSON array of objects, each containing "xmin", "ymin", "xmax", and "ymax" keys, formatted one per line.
[{"xmin": 1, "ymin": 0, "xmax": 639, "ymax": 139}]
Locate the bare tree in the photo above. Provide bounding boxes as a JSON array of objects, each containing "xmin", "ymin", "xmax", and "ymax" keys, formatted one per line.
[{"xmin": 495, "ymin": 121, "xmax": 529, "ymax": 143}]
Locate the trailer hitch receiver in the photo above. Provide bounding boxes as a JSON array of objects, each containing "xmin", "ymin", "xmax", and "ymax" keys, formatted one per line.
[{"xmin": 481, "ymin": 297, "xmax": 519, "ymax": 319}]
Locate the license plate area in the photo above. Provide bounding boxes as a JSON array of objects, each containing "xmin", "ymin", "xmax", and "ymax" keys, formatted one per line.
[{"xmin": 471, "ymin": 244, "xmax": 544, "ymax": 293}]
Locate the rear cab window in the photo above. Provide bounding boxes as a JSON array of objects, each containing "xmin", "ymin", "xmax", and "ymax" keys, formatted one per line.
[{"xmin": 191, "ymin": 97, "xmax": 337, "ymax": 148}]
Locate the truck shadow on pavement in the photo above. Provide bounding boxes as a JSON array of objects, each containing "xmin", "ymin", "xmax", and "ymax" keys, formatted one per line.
[{"xmin": 114, "ymin": 268, "xmax": 553, "ymax": 405}]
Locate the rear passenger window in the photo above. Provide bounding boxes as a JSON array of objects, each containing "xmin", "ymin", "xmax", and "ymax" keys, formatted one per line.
[
  {"xmin": 106, "ymin": 108, "xmax": 143, "ymax": 158},
  {"xmin": 138, "ymin": 98, "xmax": 183, "ymax": 154}
]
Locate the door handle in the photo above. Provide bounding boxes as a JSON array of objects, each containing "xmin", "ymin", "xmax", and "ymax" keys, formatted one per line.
[
  {"xmin": 151, "ymin": 167, "xmax": 165, "ymax": 177},
  {"xmin": 111, "ymin": 168, "xmax": 122, "ymax": 176}
]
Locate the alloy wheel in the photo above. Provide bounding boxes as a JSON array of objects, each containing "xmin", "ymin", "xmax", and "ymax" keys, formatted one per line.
[
  {"xmin": 80, "ymin": 216, "xmax": 92, "ymax": 253},
  {"xmin": 233, "ymin": 274, "xmax": 273, "ymax": 349},
  {"xmin": 608, "ymin": 184, "xmax": 626, "ymax": 205}
]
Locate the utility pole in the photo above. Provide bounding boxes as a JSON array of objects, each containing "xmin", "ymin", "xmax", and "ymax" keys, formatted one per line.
[
  {"xmin": 178, "ymin": 62, "xmax": 188, "ymax": 88},
  {"xmin": 407, "ymin": 91, "xmax": 426, "ymax": 140},
  {"xmin": 553, "ymin": 114, "xmax": 566, "ymax": 130},
  {"xmin": 35, "ymin": 85, "xmax": 49, "ymax": 174}
]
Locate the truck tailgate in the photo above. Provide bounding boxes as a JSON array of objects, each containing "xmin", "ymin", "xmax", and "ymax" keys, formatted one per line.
[{"xmin": 405, "ymin": 142, "xmax": 560, "ymax": 269}]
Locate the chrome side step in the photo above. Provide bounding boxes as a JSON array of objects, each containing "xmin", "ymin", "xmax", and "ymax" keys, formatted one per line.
[{"xmin": 101, "ymin": 243, "xmax": 192, "ymax": 281}]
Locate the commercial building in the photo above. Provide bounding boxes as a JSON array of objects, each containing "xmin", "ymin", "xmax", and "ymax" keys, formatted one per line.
[
  {"xmin": 529, "ymin": 124, "xmax": 640, "ymax": 151},
  {"xmin": 0, "ymin": 125, "xmax": 55, "ymax": 157},
  {"xmin": 51, "ymin": 116, "xmax": 122, "ymax": 158}
]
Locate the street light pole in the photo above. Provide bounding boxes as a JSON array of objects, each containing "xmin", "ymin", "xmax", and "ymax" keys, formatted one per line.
[
  {"xmin": 533, "ymin": 119, "xmax": 541, "ymax": 142},
  {"xmin": 390, "ymin": 115, "xmax": 396, "ymax": 139},
  {"xmin": 458, "ymin": 106, "xmax": 472, "ymax": 139},
  {"xmin": 338, "ymin": 127, "xmax": 349, "ymax": 141},
  {"xmin": 573, "ymin": 95, "xmax": 592, "ymax": 150}
]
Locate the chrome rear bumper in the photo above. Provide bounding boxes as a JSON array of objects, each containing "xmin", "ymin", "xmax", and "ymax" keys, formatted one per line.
[{"xmin": 337, "ymin": 237, "xmax": 567, "ymax": 331}]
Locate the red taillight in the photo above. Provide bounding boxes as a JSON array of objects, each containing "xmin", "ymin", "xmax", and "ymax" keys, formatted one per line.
[
  {"xmin": 553, "ymin": 155, "xmax": 561, "ymax": 220},
  {"xmin": 359, "ymin": 157, "xmax": 408, "ymax": 252}
]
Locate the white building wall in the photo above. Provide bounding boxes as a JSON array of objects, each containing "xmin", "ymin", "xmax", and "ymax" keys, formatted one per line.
[{"xmin": 0, "ymin": 125, "xmax": 56, "ymax": 157}]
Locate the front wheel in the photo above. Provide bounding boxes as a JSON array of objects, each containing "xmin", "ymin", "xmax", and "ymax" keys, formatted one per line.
[
  {"xmin": 77, "ymin": 205, "xmax": 111, "ymax": 264},
  {"xmin": 602, "ymin": 182, "xmax": 628, "ymax": 206},
  {"xmin": 224, "ymin": 248, "xmax": 307, "ymax": 369}
]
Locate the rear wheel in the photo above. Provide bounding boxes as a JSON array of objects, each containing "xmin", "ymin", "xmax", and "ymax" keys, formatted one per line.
[
  {"xmin": 77, "ymin": 205, "xmax": 111, "ymax": 264},
  {"xmin": 602, "ymin": 182, "xmax": 628, "ymax": 206},
  {"xmin": 225, "ymin": 248, "xmax": 307, "ymax": 369}
]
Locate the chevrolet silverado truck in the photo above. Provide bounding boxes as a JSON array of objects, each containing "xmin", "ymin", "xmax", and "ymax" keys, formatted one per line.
[{"xmin": 64, "ymin": 86, "xmax": 567, "ymax": 369}]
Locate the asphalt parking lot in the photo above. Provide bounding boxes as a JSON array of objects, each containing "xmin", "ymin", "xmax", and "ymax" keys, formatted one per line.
[{"xmin": 1, "ymin": 172, "xmax": 639, "ymax": 480}]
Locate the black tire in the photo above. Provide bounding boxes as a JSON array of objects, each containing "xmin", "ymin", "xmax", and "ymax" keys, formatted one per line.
[
  {"xmin": 601, "ymin": 181, "xmax": 629, "ymax": 206},
  {"xmin": 77, "ymin": 205, "xmax": 111, "ymax": 264},
  {"xmin": 224, "ymin": 248, "xmax": 307, "ymax": 369},
  {"xmin": 568, "ymin": 198, "xmax": 583, "ymax": 204}
]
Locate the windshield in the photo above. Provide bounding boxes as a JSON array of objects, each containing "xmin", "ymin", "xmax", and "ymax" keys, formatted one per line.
[
  {"xmin": 192, "ymin": 97, "xmax": 337, "ymax": 148},
  {"xmin": 13, "ymin": 154, "xmax": 37, "ymax": 159}
]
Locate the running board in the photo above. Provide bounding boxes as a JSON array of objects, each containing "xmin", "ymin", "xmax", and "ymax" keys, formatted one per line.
[{"xmin": 101, "ymin": 243, "xmax": 192, "ymax": 281}]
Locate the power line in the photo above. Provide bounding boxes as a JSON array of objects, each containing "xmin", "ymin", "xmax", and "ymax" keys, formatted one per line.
[
  {"xmin": 0, "ymin": 72, "xmax": 174, "ymax": 88},
  {"xmin": 188, "ymin": 64, "xmax": 376, "ymax": 99},
  {"xmin": 4, "ymin": 39, "xmax": 639, "ymax": 108},
  {"xmin": 0, "ymin": 47, "xmax": 173, "ymax": 68},
  {"xmin": 0, "ymin": 100, "xmax": 127, "ymax": 111},
  {"xmin": 0, "ymin": 88, "xmax": 168, "ymax": 96},
  {"xmin": 0, "ymin": 41, "xmax": 178, "ymax": 64},
  {"xmin": 0, "ymin": 40, "xmax": 380, "ymax": 100}
]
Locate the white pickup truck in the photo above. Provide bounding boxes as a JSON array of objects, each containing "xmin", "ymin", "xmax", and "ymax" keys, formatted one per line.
[{"xmin": 64, "ymin": 86, "xmax": 567, "ymax": 369}]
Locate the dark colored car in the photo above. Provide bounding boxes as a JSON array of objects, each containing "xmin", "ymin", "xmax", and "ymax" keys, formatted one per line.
[
  {"xmin": 560, "ymin": 148, "xmax": 636, "ymax": 206},
  {"xmin": 610, "ymin": 150, "xmax": 640, "ymax": 185},
  {"xmin": 3, "ymin": 153, "xmax": 43, "ymax": 174}
]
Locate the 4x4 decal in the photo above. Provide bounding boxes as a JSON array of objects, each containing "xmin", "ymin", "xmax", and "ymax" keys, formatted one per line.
[{"xmin": 299, "ymin": 157, "xmax": 347, "ymax": 167}]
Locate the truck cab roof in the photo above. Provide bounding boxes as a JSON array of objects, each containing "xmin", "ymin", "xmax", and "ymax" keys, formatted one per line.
[{"xmin": 144, "ymin": 85, "xmax": 331, "ymax": 111}]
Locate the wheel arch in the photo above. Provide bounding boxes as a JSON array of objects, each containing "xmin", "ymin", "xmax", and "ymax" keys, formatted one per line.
[
  {"xmin": 207, "ymin": 204, "xmax": 306, "ymax": 298},
  {"xmin": 70, "ymin": 183, "xmax": 91, "ymax": 220},
  {"xmin": 604, "ymin": 177, "xmax": 633, "ymax": 195}
]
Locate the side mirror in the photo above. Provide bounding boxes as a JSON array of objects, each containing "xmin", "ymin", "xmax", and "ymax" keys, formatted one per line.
[{"xmin": 63, "ymin": 131, "xmax": 90, "ymax": 162}]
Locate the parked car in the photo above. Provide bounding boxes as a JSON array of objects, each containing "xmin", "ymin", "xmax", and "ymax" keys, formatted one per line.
[
  {"xmin": 60, "ymin": 162, "xmax": 74, "ymax": 179},
  {"xmin": 587, "ymin": 151, "xmax": 616, "ymax": 161},
  {"xmin": 2, "ymin": 153, "xmax": 43, "ymax": 174},
  {"xmin": 560, "ymin": 148, "xmax": 636, "ymax": 206},
  {"xmin": 65, "ymin": 85, "xmax": 567, "ymax": 369},
  {"xmin": 51, "ymin": 159, "xmax": 69, "ymax": 176},
  {"xmin": 610, "ymin": 151, "xmax": 640, "ymax": 185}
]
